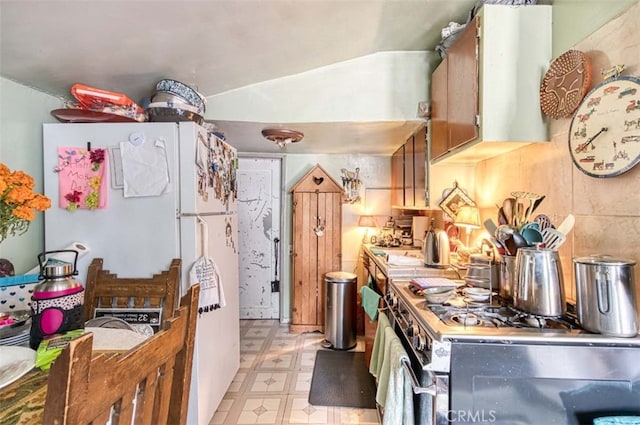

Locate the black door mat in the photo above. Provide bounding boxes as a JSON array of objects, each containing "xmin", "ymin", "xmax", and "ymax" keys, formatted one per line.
[{"xmin": 309, "ymin": 350, "xmax": 377, "ymax": 409}]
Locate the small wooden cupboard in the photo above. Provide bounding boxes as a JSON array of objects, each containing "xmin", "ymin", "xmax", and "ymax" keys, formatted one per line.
[{"xmin": 289, "ymin": 164, "xmax": 342, "ymax": 333}]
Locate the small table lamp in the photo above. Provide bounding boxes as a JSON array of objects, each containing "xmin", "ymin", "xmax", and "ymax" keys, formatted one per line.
[
  {"xmin": 358, "ymin": 215, "xmax": 378, "ymax": 243},
  {"xmin": 454, "ymin": 206, "xmax": 481, "ymax": 248}
]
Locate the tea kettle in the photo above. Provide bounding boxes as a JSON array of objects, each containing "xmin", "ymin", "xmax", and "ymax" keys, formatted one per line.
[
  {"xmin": 424, "ymin": 218, "xmax": 450, "ymax": 268},
  {"xmin": 30, "ymin": 250, "xmax": 85, "ymax": 349}
]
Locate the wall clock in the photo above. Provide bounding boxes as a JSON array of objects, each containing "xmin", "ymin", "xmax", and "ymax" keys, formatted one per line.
[{"xmin": 568, "ymin": 75, "xmax": 640, "ymax": 178}]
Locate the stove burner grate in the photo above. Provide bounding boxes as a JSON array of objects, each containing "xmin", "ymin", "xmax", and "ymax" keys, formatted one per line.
[
  {"xmin": 450, "ymin": 312, "xmax": 484, "ymax": 327},
  {"xmin": 428, "ymin": 302, "xmax": 582, "ymax": 330},
  {"xmin": 506, "ymin": 306, "xmax": 580, "ymax": 330}
]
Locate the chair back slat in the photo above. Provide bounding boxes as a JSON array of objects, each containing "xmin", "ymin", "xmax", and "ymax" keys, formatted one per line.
[
  {"xmin": 84, "ymin": 258, "xmax": 181, "ymax": 327},
  {"xmin": 44, "ymin": 284, "xmax": 200, "ymax": 424}
]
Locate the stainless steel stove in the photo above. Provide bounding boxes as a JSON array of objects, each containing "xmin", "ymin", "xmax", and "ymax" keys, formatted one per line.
[{"xmin": 384, "ymin": 279, "xmax": 640, "ymax": 425}]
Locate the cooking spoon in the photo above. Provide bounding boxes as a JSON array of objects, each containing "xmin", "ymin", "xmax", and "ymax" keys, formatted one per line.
[
  {"xmin": 556, "ymin": 214, "xmax": 575, "ymax": 236},
  {"xmin": 502, "ymin": 198, "xmax": 516, "ymax": 226},
  {"xmin": 516, "ymin": 201, "xmax": 526, "ymax": 227},
  {"xmin": 497, "ymin": 207, "xmax": 509, "ymax": 225}
]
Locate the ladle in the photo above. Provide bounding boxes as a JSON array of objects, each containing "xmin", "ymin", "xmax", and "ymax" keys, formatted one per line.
[
  {"xmin": 495, "ymin": 225, "xmax": 517, "ymax": 255},
  {"xmin": 511, "ymin": 231, "xmax": 530, "ymax": 251},
  {"xmin": 521, "ymin": 227, "xmax": 543, "ymax": 244}
]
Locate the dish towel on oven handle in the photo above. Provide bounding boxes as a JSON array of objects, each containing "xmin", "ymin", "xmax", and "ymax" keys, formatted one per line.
[
  {"xmin": 370, "ymin": 311, "xmax": 391, "ymax": 378},
  {"xmin": 377, "ymin": 326, "xmax": 415, "ymax": 425},
  {"xmin": 189, "ymin": 217, "xmax": 226, "ymax": 315},
  {"xmin": 360, "ymin": 285, "xmax": 381, "ymax": 322}
]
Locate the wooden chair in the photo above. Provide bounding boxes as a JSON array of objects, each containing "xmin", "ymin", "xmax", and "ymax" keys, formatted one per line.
[
  {"xmin": 43, "ymin": 284, "xmax": 200, "ymax": 425},
  {"xmin": 84, "ymin": 258, "xmax": 181, "ymax": 327}
]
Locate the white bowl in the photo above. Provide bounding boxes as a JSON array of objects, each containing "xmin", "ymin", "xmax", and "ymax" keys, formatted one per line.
[
  {"xmin": 463, "ymin": 287, "xmax": 491, "ymax": 302},
  {"xmin": 464, "ymin": 276, "xmax": 491, "ymax": 288},
  {"xmin": 423, "ymin": 287, "xmax": 455, "ymax": 304}
]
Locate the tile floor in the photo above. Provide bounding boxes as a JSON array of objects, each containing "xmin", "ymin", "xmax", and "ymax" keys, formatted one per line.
[{"xmin": 210, "ymin": 319, "xmax": 381, "ymax": 425}]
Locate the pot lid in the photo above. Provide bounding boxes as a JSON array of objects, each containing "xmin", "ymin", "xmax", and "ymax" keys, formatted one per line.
[
  {"xmin": 41, "ymin": 258, "xmax": 74, "ymax": 279},
  {"xmin": 325, "ymin": 271, "xmax": 357, "ymax": 282},
  {"xmin": 573, "ymin": 254, "xmax": 636, "ymax": 266}
]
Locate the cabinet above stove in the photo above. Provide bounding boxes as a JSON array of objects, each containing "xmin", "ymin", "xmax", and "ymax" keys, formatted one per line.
[{"xmin": 431, "ymin": 4, "xmax": 552, "ymax": 165}]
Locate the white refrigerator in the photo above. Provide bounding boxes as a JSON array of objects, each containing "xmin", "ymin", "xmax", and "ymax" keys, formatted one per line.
[{"xmin": 42, "ymin": 121, "xmax": 239, "ymax": 425}]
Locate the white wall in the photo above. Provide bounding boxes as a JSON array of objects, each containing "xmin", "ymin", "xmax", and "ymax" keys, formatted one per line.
[
  {"xmin": 552, "ymin": 0, "xmax": 636, "ymax": 58},
  {"xmin": 207, "ymin": 51, "xmax": 439, "ymax": 122},
  {"xmin": 0, "ymin": 77, "xmax": 63, "ymax": 272}
]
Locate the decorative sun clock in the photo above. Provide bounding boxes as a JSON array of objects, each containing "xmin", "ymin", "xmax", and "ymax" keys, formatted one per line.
[{"xmin": 568, "ymin": 74, "xmax": 640, "ymax": 178}]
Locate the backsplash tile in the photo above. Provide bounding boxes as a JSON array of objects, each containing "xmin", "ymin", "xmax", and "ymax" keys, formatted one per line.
[{"xmin": 476, "ymin": 1, "xmax": 640, "ymax": 305}]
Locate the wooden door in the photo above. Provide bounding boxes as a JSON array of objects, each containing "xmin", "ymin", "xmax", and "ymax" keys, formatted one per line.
[
  {"xmin": 292, "ymin": 191, "xmax": 319, "ymax": 328},
  {"xmin": 291, "ymin": 191, "xmax": 341, "ymax": 332}
]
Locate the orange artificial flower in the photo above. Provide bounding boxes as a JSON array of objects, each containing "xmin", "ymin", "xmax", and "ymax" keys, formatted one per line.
[{"xmin": 0, "ymin": 163, "xmax": 51, "ymax": 243}]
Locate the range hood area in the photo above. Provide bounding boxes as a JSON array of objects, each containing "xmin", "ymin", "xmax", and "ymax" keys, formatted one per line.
[{"xmin": 206, "ymin": 51, "xmax": 436, "ymax": 155}]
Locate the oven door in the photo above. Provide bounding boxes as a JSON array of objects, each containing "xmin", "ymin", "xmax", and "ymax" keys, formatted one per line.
[
  {"xmin": 384, "ymin": 305, "xmax": 450, "ymax": 425},
  {"xmin": 450, "ymin": 342, "xmax": 640, "ymax": 424}
]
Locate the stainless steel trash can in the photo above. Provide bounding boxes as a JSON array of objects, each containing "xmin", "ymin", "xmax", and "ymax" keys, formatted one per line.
[{"xmin": 324, "ymin": 271, "xmax": 357, "ymax": 350}]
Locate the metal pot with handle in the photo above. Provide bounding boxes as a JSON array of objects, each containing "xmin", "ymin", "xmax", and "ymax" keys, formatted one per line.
[
  {"xmin": 574, "ymin": 255, "xmax": 638, "ymax": 337},
  {"xmin": 513, "ymin": 246, "xmax": 565, "ymax": 317}
]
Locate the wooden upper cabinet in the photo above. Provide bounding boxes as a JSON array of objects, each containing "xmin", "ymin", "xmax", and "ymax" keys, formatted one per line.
[
  {"xmin": 404, "ymin": 135, "xmax": 415, "ymax": 207},
  {"xmin": 391, "ymin": 145, "xmax": 404, "ymax": 207},
  {"xmin": 413, "ymin": 126, "xmax": 427, "ymax": 207},
  {"xmin": 429, "ymin": 5, "xmax": 551, "ymax": 163},
  {"xmin": 431, "ymin": 59, "xmax": 449, "ymax": 159},
  {"xmin": 391, "ymin": 125, "xmax": 427, "ymax": 208},
  {"xmin": 430, "ymin": 16, "xmax": 479, "ymax": 161},
  {"xmin": 446, "ymin": 15, "xmax": 479, "ymax": 151}
]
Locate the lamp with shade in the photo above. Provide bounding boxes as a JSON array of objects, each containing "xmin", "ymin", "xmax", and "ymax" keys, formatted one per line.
[
  {"xmin": 454, "ymin": 205, "xmax": 481, "ymax": 248},
  {"xmin": 358, "ymin": 215, "xmax": 378, "ymax": 243}
]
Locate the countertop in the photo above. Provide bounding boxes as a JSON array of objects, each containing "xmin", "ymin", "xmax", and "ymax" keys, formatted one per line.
[{"xmin": 363, "ymin": 244, "xmax": 460, "ymax": 280}]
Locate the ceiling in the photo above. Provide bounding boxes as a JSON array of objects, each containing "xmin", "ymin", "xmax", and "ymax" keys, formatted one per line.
[{"xmin": 1, "ymin": 0, "xmax": 480, "ymax": 154}]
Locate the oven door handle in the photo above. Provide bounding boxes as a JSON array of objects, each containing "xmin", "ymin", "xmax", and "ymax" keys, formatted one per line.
[{"xmin": 401, "ymin": 358, "xmax": 437, "ymax": 396}]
